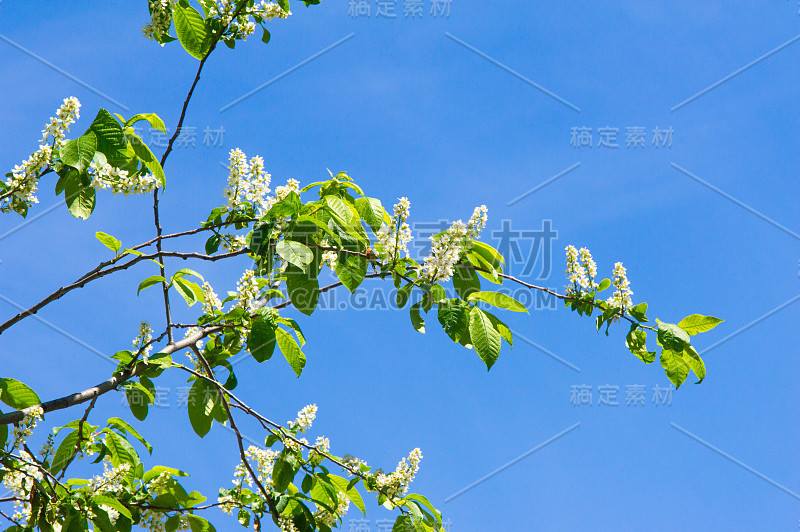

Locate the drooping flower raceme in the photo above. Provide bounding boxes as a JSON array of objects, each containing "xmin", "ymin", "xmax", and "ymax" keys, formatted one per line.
[
  {"xmin": 90, "ymin": 160, "xmax": 159, "ymax": 196},
  {"xmin": 3, "ymin": 97, "xmax": 81, "ymax": 214},
  {"xmin": 11, "ymin": 406, "xmax": 44, "ymax": 450},
  {"xmin": 606, "ymin": 261, "xmax": 633, "ymax": 310},
  {"xmin": 223, "ymin": 148, "xmax": 273, "ymax": 215},
  {"xmin": 142, "ymin": 0, "xmax": 177, "ymax": 42},
  {"xmin": 234, "ymin": 270, "xmax": 260, "ymax": 313},
  {"xmin": 579, "ymin": 247, "xmax": 598, "ymax": 291},
  {"xmin": 289, "ymin": 404, "xmax": 317, "ymax": 433},
  {"xmin": 374, "ymin": 448, "xmax": 423, "ymax": 498},
  {"xmin": 132, "ymin": 321, "xmax": 154, "ymax": 361},
  {"xmin": 201, "ymin": 282, "xmax": 223, "ymax": 314},
  {"xmin": 203, "ymin": 0, "xmax": 290, "ymax": 40},
  {"xmin": 2, "ymin": 450, "xmax": 44, "ymax": 524},
  {"xmin": 376, "ymin": 197, "xmax": 412, "ymax": 262},
  {"xmin": 421, "ymin": 205, "xmax": 488, "ymax": 283}
]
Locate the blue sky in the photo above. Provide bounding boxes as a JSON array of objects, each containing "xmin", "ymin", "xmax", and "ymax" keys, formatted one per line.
[{"xmin": 1, "ymin": 1, "xmax": 799, "ymax": 530}]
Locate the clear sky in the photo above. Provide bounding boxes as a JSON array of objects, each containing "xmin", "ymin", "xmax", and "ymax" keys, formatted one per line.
[{"xmin": 1, "ymin": 2, "xmax": 799, "ymax": 531}]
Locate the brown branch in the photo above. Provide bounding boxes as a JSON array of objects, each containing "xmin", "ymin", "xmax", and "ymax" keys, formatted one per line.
[
  {"xmin": 191, "ymin": 345, "xmax": 279, "ymax": 518},
  {"xmin": 0, "ymin": 249, "xmax": 246, "ymax": 335}
]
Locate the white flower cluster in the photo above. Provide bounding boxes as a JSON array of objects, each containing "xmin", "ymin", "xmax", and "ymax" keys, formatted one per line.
[
  {"xmin": 278, "ymin": 515, "xmax": 299, "ymax": 532},
  {"xmin": 223, "ymin": 148, "xmax": 273, "ymax": 215},
  {"xmin": 204, "ymin": 0, "xmax": 290, "ymax": 40},
  {"xmin": 246, "ymin": 445, "xmax": 280, "ymax": 486},
  {"xmin": 42, "ymin": 96, "xmax": 81, "ymax": 149},
  {"xmin": 274, "ymin": 178, "xmax": 300, "ymax": 201},
  {"xmin": 376, "ymin": 197, "xmax": 412, "ymax": 262},
  {"xmin": 201, "ymin": 281, "xmax": 223, "ymax": 314},
  {"xmin": 90, "ymin": 160, "xmax": 159, "ymax": 196},
  {"xmin": 3, "ymin": 97, "xmax": 80, "ymax": 213},
  {"xmin": 183, "ymin": 327, "xmax": 205, "ymax": 372},
  {"xmin": 314, "ymin": 435, "xmax": 330, "ymax": 454},
  {"xmin": 2, "ymin": 450, "xmax": 44, "ymax": 524},
  {"xmin": 288, "ymin": 404, "xmax": 317, "ymax": 433},
  {"xmin": 88, "ymin": 461, "xmax": 131, "ymax": 495},
  {"xmin": 606, "ymin": 262, "xmax": 633, "ymax": 309},
  {"xmin": 132, "ymin": 321, "xmax": 154, "ymax": 361},
  {"xmin": 375, "ymin": 448, "xmax": 422, "ymax": 499},
  {"xmin": 12, "ymin": 405, "xmax": 44, "ymax": 450},
  {"xmin": 235, "ymin": 270, "xmax": 260, "ymax": 312},
  {"xmin": 142, "ymin": 0, "xmax": 177, "ymax": 42},
  {"xmin": 421, "ymin": 205, "xmax": 488, "ymax": 283},
  {"xmin": 139, "ymin": 509, "xmax": 190, "ymax": 532},
  {"xmin": 564, "ymin": 245, "xmax": 598, "ymax": 295}
]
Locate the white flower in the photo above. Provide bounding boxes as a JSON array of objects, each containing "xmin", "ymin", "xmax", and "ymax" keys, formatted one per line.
[
  {"xmin": 11, "ymin": 405, "xmax": 44, "ymax": 450},
  {"xmin": 289, "ymin": 404, "xmax": 317, "ymax": 433},
  {"xmin": 466, "ymin": 205, "xmax": 488, "ymax": 240},
  {"xmin": 142, "ymin": 0, "xmax": 177, "ymax": 42},
  {"xmin": 41, "ymin": 96, "xmax": 81, "ymax": 148},
  {"xmin": 204, "ymin": 0, "xmax": 290, "ymax": 41},
  {"xmin": 374, "ymin": 448, "xmax": 422, "ymax": 498},
  {"xmin": 223, "ymin": 148, "xmax": 274, "ymax": 216},
  {"xmin": 314, "ymin": 436, "xmax": 330, "ymax": 454},
  {"xmin": 90, "ymin": 159, "xmax": 159, "ymax": 196},
  {"xmin": 88, "ymin": 461, "xmax": 131, "ymax": 495},
  {"xmin": 2, "ymin": 451, "xmax": 44, "ymax": 524},
  {"xmin": 278, "ymin": 516, "xmax": 299, "ymax": 532},
  {"xmin": 421, "ymin": 220, "xmax": 467, "ymax": 283},
  {"xmin": 606, "ymin": 261, "xmax": 633, "ymax": 309},
  {"xmin": 201, "ymin": 282, "xmax": 223, "ymax": 314},
  {"xmin": 235, "ymin": 270, "xmax": 260, "ymax": 312},
  {"xmin": 274, "ymin": 178, "xmax": 299, "ymax": 201},
  {"xmin": 314, "ymin": 490, "xmax": 350, "ymax": 526},
  {"xmin": 132, "ymin": 321, "xmax": 154, "ymax": 362},
  {"xmin": 376, "ymin": 197, "xmax": 413, "ymax": 262}
]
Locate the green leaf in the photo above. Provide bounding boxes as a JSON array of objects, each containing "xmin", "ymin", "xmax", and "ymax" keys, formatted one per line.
[
  {"xmin": 626, "ymin": 327, "xmax": 655, "ymax": 364},
  {"xmin": 187, "ymin": 379, "xmax": 216, "ymax": 438},
  {"xmin": 60, "ymin": 132, "xmax": 97, "ymax": 172},
  {"xmin": 628, "ymin": 302, "xmax": 648, "ymax": 322},
  {"xmin": 51, "ymin": 430, "xmax": 79, "ymax": 474},
  {"xmin": 137, "ymin": 275, "xmax": 166, "ymax": 295},
  {"xmin": 467, "ymin": 291, "xmax": 527, "ymax": 313},
  {"xmin": 325, "ymin": 474, "xmax": 366, "ymax": 516},
  {"xmin": 682, "ymin": 344, "xmax": 706, "ymax": 383},
  {"xmin": 286, "ymin": 264, "xmax": 319, "ymax": 316},
  {"xmin": 272, "ymin": 453, "xmax": 300, "ymax": 492},
  {"xmin": 64, "ymin": 179, "xmax": 95, "ymax": 219},
  {"xmin": 396, "ymin": 283, "xmax": 413, "ymax": 309},
  {"xmin": 333, "ymin": 253, "xmax": 367, "ymax": 293},
  {"xmin": 453, "ymin": 265, "xmax": 481, "ymax": 299},
  {"xmin": 266, "ymin": 191, "xmax": 302, "ymax": 219},
  {"xmin": 90, "ymin": 496, "xmax": 132, "ymax": 521},
  {"xmin": 597, "ymin": 278, "xmax": 611, "ymax": 292},
  {"xmin": 471, "ymin": 240, "xmax": 505, "ymax": 266},
  {"xmin": 185, "ymin": 514, "xmax": 216, "ymax": 532},
  {"xmin": 656, "ymin": 319, "xmax": 691, "ymax": 352},
  {"xmin": 354, "ymin": 197, "xmax": 385, "ymax": 233},
  {"xmin": 437, "ymin": 299, "xmax": 471, "ymax": 346},
  {"xmin": 466, "ymin": 251, "xmax": 501, "ymax": 284},
  {"xmin": 469, "ymin": 307, "xmax": 502, "ymax": 370},
  {"xmin": 660, "ymin": 348, "xmax": 690, "ymax": 389},
  {"xmin": 88, "ymin": 109, "xmax": 128, "ymax": 166},
  {"xmin": 125, "ymin": 113, "xmax": 166, "ymax": 134},
  {"xmin": 142, "ymin": 466, "xmax": 188, "ymax": 484},
  {"xmin": 276, "ymin": 328, "xmax": 306, "ymax": 377},
  {"xmin": 105, "ymin": 431, "xmax": 139, "ymax": 467},
  {"xmin": 481, "ymin": 309, "xmax": 513, "ymax": 347},
  {"xmin": 276, "ymin": 0, "xmax": 290, "ymax": 12},
  {"xmin": 323, "ymin": 195, "xmax": 354, "ymax": 225},
  {"xmin": 173, "ymin": 3, "xmax": 209, "ymax": 60},
  {"xmin": 95, "ymin": 232, "xmax": 121, "ymax": 254},
  {"xmin": 173, "ymin": 277, "xmax": 202, "ymax": 307},
  {"xmin": 677, "ymin": 314, "xmax": 724, "ymax": 335},
  {"xmin": 247, "ymin": 317, "xmax": 277, "ymax": 363},
  {"xmin": 261, "ymin": 27, "xmax": 271, "ymax": 44},
  {"xmin": 410, "ymin": 302, "xmax": 425, "ymax": 334},
  {"xmin": 0, "ymin": 409, "xmax": 6, "ymax": 449},
  {"xmin": 107, "ymin": 417, "xmax": 153, "ymax": 454},
  {"xmin": 276, "ymin": 240, "xmax": 314, "ymax": 271},
  {"xmin": 0, "ymin": 378, "xmax": 40, "ymax": 409},
  {"xmin": 128, "ymin": 133, "xmax": 166, "ymax": 187}
]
